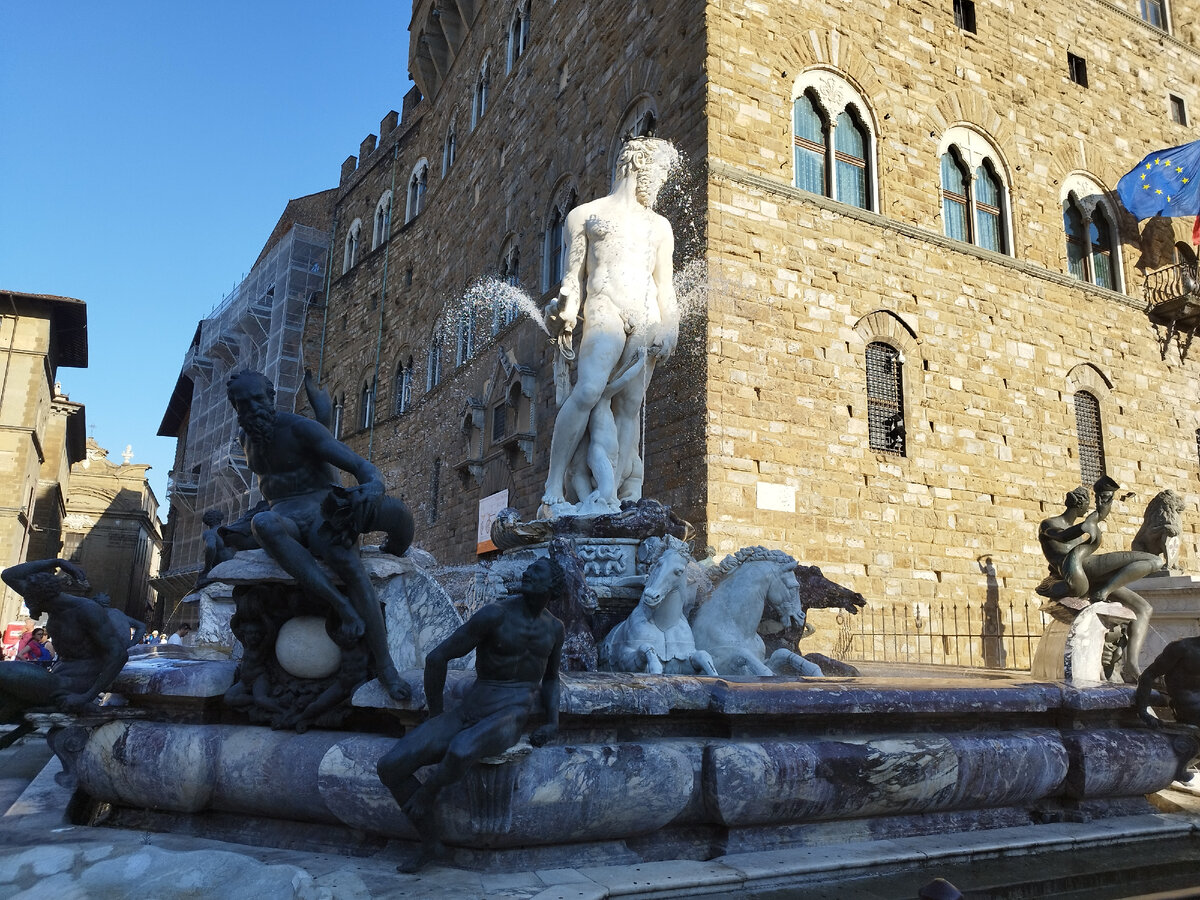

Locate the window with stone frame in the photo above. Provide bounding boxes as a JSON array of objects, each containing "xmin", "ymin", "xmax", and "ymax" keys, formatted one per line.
[
  {"xmin": 543, "ymin": 188, "xmax": 576, "ymax": 290},
  {"xmin": 491, "ymin": 401, "xmax": 507, "ymax": 444},
  {"xmin": 1073, "ymin": 390, "xmax": 1107, "ymax": 486},
  {"xmin": 496, "ymin": 244, "xmax": 521, "ymax": 331},
  {"xmin": 866, "ymin": 342, "xmax": 906, "ymax": 456},
  {"xmin": 472, "ymin": 57, "xmax": 490, "ymax": 128},
  {"xmin": 506, "ymin": 0, "xmax": 531, "ymax": 71},
  {"xmin": 373, "ymin": 192, "xmax": 393, "ymax": 250},
  {"xmin": 1060, "ymin": 183, "xmax": 1121, "ymax": 292},
  {"xmin": 1140, "ymin": 0, "xmax": 1167, "ymax": 30},
  {"xmin": 332, "ymin": 393, "xmax": 345, "ymax": 439},
  {"xmin": 939, "ymin": 130, "xmax": 1010, "ymax": 254},
  {"xmin": 360, "ymin": 381, "xmax": 375, "ymax": 429},
  {"xmin": 941, "ymin": 151, "xmax": 970, "ymax": 243},
  {"xmin": 442, "ymin": 120, "xmax": 457, "ymax": 176},
  {"xmin": 427, "ymin": 335, "xmax": 442, "ymax": 391},
  {"xmin": 343, "ymin": 219, "xmax": 362, "ymax": 273},
  {"xmin": 790, "ymin": 73, "xmax": 875, "ymax": 211},
  {"xmin": 1170, "ymin": 94, "xmax": 1188, "ymax": 125},
  {"xmin": 456, "ymin": 314, "xmax": 475, "ymax": 366},
  {"xmin": 406, "ymin": 161, "xmax": 429, "ymax": 223},
  {"xmin": 954, "ymin": 0, "xmax": 977, "ymax": 33},
  {"xmin": 395, "ymin": 357, "xmax": 413, "ymax": 414}
]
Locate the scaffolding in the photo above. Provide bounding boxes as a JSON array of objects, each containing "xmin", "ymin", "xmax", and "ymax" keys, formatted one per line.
[{"xmin": 165, "ymin": 224, "xmax": 329, "ymax": 577}]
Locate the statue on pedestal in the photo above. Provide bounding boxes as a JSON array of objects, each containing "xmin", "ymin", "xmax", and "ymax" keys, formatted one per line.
[
  {"xmin": 225, "ymin": 370, "xmax": 415, "ymax": 701},
  {"xmin": 377, "ymin": 557, "xmax": 565, "ymax": 866},
  {"xmin": 1037, "ymin": 478, "xmax": 1163, "ymax": 681},
  {"xmin": 0, "ymin": 560, "xmax": 128, "ymax": 747},
  {"xmin": 540, "ymin": 136, "xmax": 680, "ymax": 519}
]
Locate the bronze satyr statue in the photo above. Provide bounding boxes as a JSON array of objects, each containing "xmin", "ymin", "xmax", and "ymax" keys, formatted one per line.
[
  {"xmin": 226, "ymin": 370, "xmax": 415, "ymax": 701},
  {"xmin": 197, "ymin": 508, "xmax": 235, "ymax": 585},
  {"xmin": 1037, "ymin": 477, "xmax": 1162, "ymax": 681},
  {"xmin": 0, "ymin": 559, "xmax": 128, "ymax": 746},
  {"xmin": 377, "ymin": 557, "xmax": 565, "ymax": 866},
  {"xmin": 1135, "ymin": 636, "xmax": 1200, "ymax": 728}
]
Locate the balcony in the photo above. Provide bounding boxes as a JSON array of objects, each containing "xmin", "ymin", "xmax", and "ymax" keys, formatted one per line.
[{"xmin": 1145, "ymin": 262, "xmax": 1200, "ymax": 358}]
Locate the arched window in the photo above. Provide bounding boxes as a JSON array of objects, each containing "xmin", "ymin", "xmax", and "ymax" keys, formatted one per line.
[
  {"xmin": 373, "ymin": 192, "xmax": 393, "ymax": 250},
  {"xmin": 496, "ymin": 244, "xmax": 521, "ymax": 331},
  {"xmin": 543, "ymin": 188, "xmax": 575, "ymax": 290},
  {"xmin": 793, "ymin": 92, "xmax": 826, "ymax": 195},
  {"xmin": 472, "ymin": 58, "xmax": 490, "ymax": 129},
  {"xmin": 427, "ymin": 335, "xmax": 442, "ymax": 391},
  {"xmin": 406, "ymin": 161, "xmax": 429, "ymax": 223},
  {"xmin": 834, "ymin": 108, "xmax": 869, "ymax": 209},
  {"xmin": 938, "ymin": 128, "xmax": 1011, "ymax": 254},
  {"xmin": 1074, "ymin": 390, "xmax": 1107, "ymax": 486},
  {"xmin": 1065, "ymin": 200, "xmax": 1088, "ymax": 281},
  {"xmin": 1061, "ymin": 181, "xmax": 1122, "ymax": 292},
  {"xmin": 940, "ymin": 151, "xmax": 970, "ymax": 242},
  {"xmin": 790, "ymin": 72, "xmax": 875, "ymax": 211},
  {"xmin": 866, "ymin": 342, "xmax": 906, "ymax": 456},
  {"xmin": 456, "ymin": 315, "xmax": 475, "ymax": 365},
  {"xmin": 395, "ymin": 357, "xmax": 413, "ymax": 414},
  {"xmin": 442, "ymin": 120, "xmax": 457, "ymax": 176},
  {"xmin": 360, "ymin": 381, "xmax": 374, "ymax": 429},
  {"xmin": 610, "ymin": 96, "xmax": 658, "ymax": 185},
  {"xmin": 974, "ymin": 162, "xmax": 1004, "ymax": 252},
  {"xmin": 507, "ymin": 0, "xmax": 531, "ymax": 71},
  {"xmin": 332, "ymin": 393, "xmax": 345, "ymax": 439},
  {"xmin": 343, "ymin": 219, "xmax": 362, "ymax": 273}
]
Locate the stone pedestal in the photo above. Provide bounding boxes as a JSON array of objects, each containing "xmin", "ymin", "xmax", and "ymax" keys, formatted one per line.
[
  {"xmin": 1031, "ymin": 601, "xmax": 1134, "ymax": 684},
  {"xmin": 186, "ymin": 582, "xmax": 237, "ymax": 656},
  {"xmin": 1128, "ymin": 573, "xmax": 1200, "ymax": 669}
]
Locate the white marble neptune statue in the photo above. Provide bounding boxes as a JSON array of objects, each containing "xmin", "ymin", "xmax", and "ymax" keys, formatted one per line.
[{"xmin": 539, "ymin": 136, "xmax": 680, "ymax": 519}]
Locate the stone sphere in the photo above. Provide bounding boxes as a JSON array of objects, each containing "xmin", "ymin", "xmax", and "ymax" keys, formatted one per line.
[{"xmin": 275, "ymin": 616, "xmax": 341, "ymax": 679}]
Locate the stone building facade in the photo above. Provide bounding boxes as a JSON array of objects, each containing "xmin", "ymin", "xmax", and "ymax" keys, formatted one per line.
[
  {"xmin": 60, "ymin": 439, "xmax": 162, "ymax": 623},
  {"xmin": 308, "ymin": 0, "xmax": 1200, "ymax": 668},
  {"xmin": 0, "ymin": 290, "xmax": 87, "ymax": 630}
]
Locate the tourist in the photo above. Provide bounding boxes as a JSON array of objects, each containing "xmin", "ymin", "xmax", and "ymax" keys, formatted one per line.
[
  {"xmin": 166, "ymin": 623, "xmax": 191, "ymax": 646},
  {"xmin": 16, "ymin": 628, "xmax": 52, "ymax": 667}
]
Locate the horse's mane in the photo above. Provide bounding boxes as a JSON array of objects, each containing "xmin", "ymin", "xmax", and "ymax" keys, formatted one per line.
[
  {"xmin": 716, "ymin": 545, "xmax": 797, "ymax": 577},
  {"xmin": 639, "ymin": 534, "xmax": 692, "ymax": 568}
]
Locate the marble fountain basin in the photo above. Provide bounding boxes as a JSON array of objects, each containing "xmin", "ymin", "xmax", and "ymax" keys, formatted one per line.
[{"xmin": 53, "ymin": 658, "xmax": 1194, "ymax": 870}]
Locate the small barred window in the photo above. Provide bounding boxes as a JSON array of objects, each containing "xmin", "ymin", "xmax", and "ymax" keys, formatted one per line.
[
  {"xmin": 866, "ymin": 342, "xmax": 906, "ymax": 455},
  {"xmin": 1074, "ymin": 390, "xmax": 1106, "ymax": 486}
]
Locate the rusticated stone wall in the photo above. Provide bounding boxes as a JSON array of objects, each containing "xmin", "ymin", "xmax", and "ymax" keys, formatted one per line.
[
  {"xmin": 704, "ymin": 0, "xmax": 1200, "ymax": 663},
  {"xmin": 312, "ymin": 0, "xmax": 1200, "ymax": 668}
]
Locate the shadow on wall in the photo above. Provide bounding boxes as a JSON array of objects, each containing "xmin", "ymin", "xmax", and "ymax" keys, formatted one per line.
[{"xmin": 978, "ymin": 554, "xmax": 1006, "ymax": 669}]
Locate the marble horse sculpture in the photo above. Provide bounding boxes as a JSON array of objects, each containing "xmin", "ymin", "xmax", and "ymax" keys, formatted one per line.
[
  {"xmin": 691, "ymin": 546, "xmax": 823, "ymax": 677},
  {"xmin": 599, "ymin": 535, "xmax": 718, "ymax": 676}
]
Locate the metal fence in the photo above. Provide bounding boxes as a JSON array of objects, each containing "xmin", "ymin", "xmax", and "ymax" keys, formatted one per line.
[{"xmin": 833, "ymin": 597, "xmax": 1051, "ymax": 671}]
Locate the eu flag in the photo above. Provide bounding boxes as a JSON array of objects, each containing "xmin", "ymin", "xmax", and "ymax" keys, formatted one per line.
[{"xmin": 1117, "ymin": 140, "xmax": 1200, "ymax": 220}]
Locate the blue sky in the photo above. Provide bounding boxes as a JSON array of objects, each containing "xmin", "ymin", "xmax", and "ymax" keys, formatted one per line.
[{"xmin": 1, "ymin": 1, "xmax": 414, "ymax": 507}]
